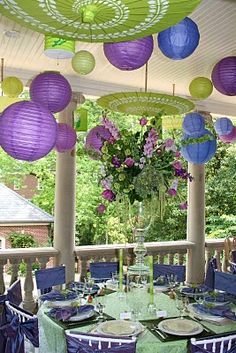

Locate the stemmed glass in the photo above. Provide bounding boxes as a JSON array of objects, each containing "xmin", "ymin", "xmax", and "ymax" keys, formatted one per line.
[
  {"xmin": 167, "ymin": 274, "xmax": 178, "ymax": 290},
  {"xmin": 86, "ymin": 278, "xmax": 95, "ymax": 295},
  {"xmin": 176, "ymin": 296, "xmax": 186, "ymax": 319}
]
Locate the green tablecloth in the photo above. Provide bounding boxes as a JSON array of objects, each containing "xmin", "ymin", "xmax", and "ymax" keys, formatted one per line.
[{"xmin": 38, "ymin": 290, "xmax": 236, "ymax": 353}]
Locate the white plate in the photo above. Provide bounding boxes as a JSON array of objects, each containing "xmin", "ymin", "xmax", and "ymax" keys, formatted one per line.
[
  {"xmin": 188, "ymin": 303, "xmax": 225, "ymax": 323},
  {"xmin": 180, "ymin": 288, "xmax": 208, "ymax": 298},
  {"xmin": 47, "ymin": 299, "xmax": 80, "ymax": 308},
  {"xmin": 106, "ymin": 279, "xmax": 118, "ymax": 290},
  {"xmin": 154, "ymin": 285, "xmax": 170, "ymax": 293},
  {"xmin": 68, "ymin": 310, "xmax": 95, "ymax": 322},
  {"xmin": 96, "ymin": 320, "xmax": 143, "ymax": 336},
  {"xmin": 158, "ymin": 318, "xmax": 203, "ymax": 336}
]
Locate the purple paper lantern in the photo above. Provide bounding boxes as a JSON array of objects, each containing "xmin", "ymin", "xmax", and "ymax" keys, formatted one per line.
[
  {"xmin": 219, "ymin": 126, "xmax": 236, "ymax": 143},
  {"xmin": 103, "ymin": 36, "xmax": 153, "ymax": 71},
  {"xmin": 30, "ymin": 71, "xmax": 72, "ymax": 113},
  {"xmin": 181, "ymin": 129, "xmax": 216, "ymax": 164},
  {"xmin": 182, "ymin": 113, "xmax": 205, "ymax": 135},
  {"xmin": 85, "ymin": 125, "xmax": 111, "ymax": 158},
  {"xmin": 158, "ymin": 17, "xmax": 200, "ymax": 60},
  {"xmin": 211, "ymin": 57, "xmax": 236, "ymax": 96},
  {"xmin": 0, "ymin": 101, "xmax": 57, "ymax": 161},
  {"xmin": 55, "ymin": 123, "xmax": 77, "ymax": 152},
  {"xmin": 214, "ymin": 117, "xmax": 233, "ymax": 136}
]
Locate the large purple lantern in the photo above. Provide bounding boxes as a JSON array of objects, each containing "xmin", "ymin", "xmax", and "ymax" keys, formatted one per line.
[
  {"xmin": 85, "ymin": 125, "xmax": 111, "ymax": 159},
  {"xmin": 0, "ymin": 101, "xmax": 57, "ymax": 161},
  {"xmin": 181, "ymin": 129, "xmax": 217, "ymax": 164},
  {"xmin": 30, "ymin": 71, "xmax": 72, "ymax": 113},
  {"xmin": 219, "ymin": 126, "xmax": 236, "ymax": 143},
  {"xmin": 214, "ymin": 117, "xmax": 233, "ymax": 136},
  {"xmin": 211, "ymin": 57, "xmax": 236, "ymax": 96},
  {"xmin": 182, "ymin": 113, "xmax": 205, "ymax": 135},
  {"xmin": 55, "ymin": 123, "xmax": 77, "ymax": 152},
  {"xmin": 103, "ymin": 36, "xmax": 153, "ymax": 71},
  {"xmin": 158, "ymin": 17, "xmax": 200, "ymax": 60}
]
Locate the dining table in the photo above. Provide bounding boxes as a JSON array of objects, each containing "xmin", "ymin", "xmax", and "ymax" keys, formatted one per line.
[{"xmin": 37, "ymin": 287, "xmax": 236, "ymax": 353}]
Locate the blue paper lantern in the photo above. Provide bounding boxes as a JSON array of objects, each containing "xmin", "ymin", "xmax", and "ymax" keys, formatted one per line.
[
  {"xmin": 182, "ymin": 113, "xmax": 205, "ymax": 135},
  {"xmin": 214, "ymin": 117, "xmax": 233, "ymax": 136},
  {"xmin": 181, "ymin": 129, "xmax": 217, "ymax": 164},
  {"xmin": 158, "ymin": 17, "xmax": 200, "ymax": 60}
]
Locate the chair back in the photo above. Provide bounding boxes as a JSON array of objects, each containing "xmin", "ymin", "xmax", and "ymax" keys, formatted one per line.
[
  {"xmin": 66, "ymin": 331, "xmax": 136, "ymax": 353},
  {"xmin": 90, "ymin": 262, "xmax": 119, "ymax": 281},
  {"xmin": 35, "ymin": 265, "xmax": 66, "ymax": 294},
  {"xmin": 214, "ymin": 270, "xmax": 236, "ymax": 295},
  {"xmin": 0, "ymin": 294, "xmax": 7, "ymax": 353},
  {"xmin": 153, "ymin": 264, "xmax": 186, "ymax": 282},
  {"xmin": 223, "ymin": 237, "xmax": 236, "ymax": 272},
  {"xmin": 190, "ymin": 333, "xmax": 236, "ymax": 353},
  {"xmin": 204, "ymin": 258, "xmax": 217, "ymax": 290},
  {"xmin": 7, "ymin": 279, "xmax": 22, "ymax": 306}
]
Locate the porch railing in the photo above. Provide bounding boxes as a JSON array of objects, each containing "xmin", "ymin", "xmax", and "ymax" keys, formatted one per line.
[{"xmin": 0, "ymin": 238, "xmax": 226, "ymax": 311}]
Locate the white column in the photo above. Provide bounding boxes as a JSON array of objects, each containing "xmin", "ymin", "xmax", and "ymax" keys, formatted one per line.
[
  {"xmin": 186, "ymin": 163, "xmax": 205, "ymax": 284},
  {"xmin": 54, "ymin": 94, "xmax": 83, "ymax": 283}
]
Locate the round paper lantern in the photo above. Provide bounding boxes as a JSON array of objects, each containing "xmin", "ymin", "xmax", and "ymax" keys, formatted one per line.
[
  {"xmin": 189, "ymin": 77, "xmax": 213, "ymax": 100},
  {"xmin": 1, "ymin": 76, "xmax": 23, "ymax": 97},
  {"xmin": 44, "ymin": 35, "xmax": 75, "ymax": 59},
  {"xmin": 55, "ymin": 123, "xmax": 77, "ymax": 152},
  {"xmin": 30, "ymin": 71, "xmax": 72, "ymax": 113},
  {"xmin": 214, "ymin": 117, "xmax": 233, "ymax": 136},
  {"xmin": 219, "ymin": 126, "xmax": 236, "ymax": 143},
  {"xmin": 72, "ymin": 50, "xmax": 96, "ymax": 75},
  {"xmin": 0, "ymin": 100, "xmax": 57, "ymax": 161},
  {"xmin": 211, "ymin": 56, "xmax": 236, "ymax": 96},
  {"xmin": 158, "ymin": 17, "xmax": 200, "ymax": 60},
  {"xmin": 181, "ymin": 129, "xmax": 217, "ymax": 164},
  {"xmin": 85, "ymin": 125, "xmax": 111, "ymax": 159},
  {"xmin": 182, "ymin": 113, "xmax": 205, "ymax": 135},
  {"xmin": 103, "ymin": 36, "xmax": 153, "ymax": 71}
]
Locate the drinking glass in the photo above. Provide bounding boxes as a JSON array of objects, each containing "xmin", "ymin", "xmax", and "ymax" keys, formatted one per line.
[
  {"xmin": 97, "ymin": 302, "xmax": 105, "ymax": 320},
  {"xmin": 167, "ymin": 274, "xmax": 178, "ymax": 290},
  {"xmin": 86, "ymin": 278, "xmax": 95, "ymax": 294},
  {"xmin": 176, "ymin": 296, "xmax": 185, "ymax": 319}
]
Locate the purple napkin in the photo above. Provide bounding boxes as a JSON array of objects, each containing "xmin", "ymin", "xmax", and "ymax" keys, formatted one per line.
[
  {"xmin": 40, "ymin": 290, "xmax": 77, "ymax": 302},
  {"xmin": 181, "ymin": 285, "xmax": 208, "ymax": 294},
  {"xmin": 48, "ymin": 306, "xmax": 77, "ymax": 321},
  {"xmin": 194, "ymin": 303, "xmax": 236, "ymax": 321}
]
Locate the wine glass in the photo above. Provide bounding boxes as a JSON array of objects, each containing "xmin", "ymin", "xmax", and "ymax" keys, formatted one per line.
[
  {"xmin": 86, "ymin": 278, "xmax": 95, "ymax": 295},
  {"xmin": 97, "ymin": 302, "xmax": 105, "ymax": 320},
  {"xmin": 176, "ymin": 296, "xmax": 185, "ymax": 319},
  {"xmin": 167, "ymin": 274, "xmax": 178, "ymax": 290}
]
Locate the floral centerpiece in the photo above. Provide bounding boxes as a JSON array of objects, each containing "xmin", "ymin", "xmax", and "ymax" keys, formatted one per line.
[{"xmin": 85, "ymin": 115, "xmax": 192, "ymax": 216}]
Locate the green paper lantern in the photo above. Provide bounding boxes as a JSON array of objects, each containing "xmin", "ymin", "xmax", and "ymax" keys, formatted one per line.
[
  {"xmin": 44, "ymin": 36, "xmax": 75, "ymax": 59},
  {"xmin": 75, "ymin": 108, "xmax": 88, "ymax": 131},
  {"xmin": 72, "ymin": 51, "xmax": 95, "ymax": 75},
  {"xmin": 1, "ymin": 76, "xmax": 23, "ymax": 97},
  {"xmin": 189, "ymin": 77, "xmax": 213, "ymax": 100}
]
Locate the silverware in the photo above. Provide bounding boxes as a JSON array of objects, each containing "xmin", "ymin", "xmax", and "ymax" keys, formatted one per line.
[{"xmin": 150, "ymin": 325, "xmax": 166, "ymax": 339}]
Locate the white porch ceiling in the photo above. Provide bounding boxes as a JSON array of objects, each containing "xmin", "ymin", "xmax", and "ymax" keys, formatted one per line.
[{"xmin": 0, "ymin": 0, "xmax": 236, "ymax": 116}]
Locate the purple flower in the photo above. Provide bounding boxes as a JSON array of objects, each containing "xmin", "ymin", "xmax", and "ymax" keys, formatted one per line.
[
  {"xmin": 143, "ymin": 128, "xmax": 158, "ymax": 158},
  {"xmin": 111, "ymin": 156, "xmax": 121, "ymax": 168},
  {"xmin": 101, "ymin": 176, "xmax": 113, "ymax": 189},
  {"xmin": 175, "ymin": 151, "xmax": 181, "ymax": 158},
  {"xmin": 102, "ymin": 189, "xmax": 116, "ymax": 202},
  {"xmin": 165, "ymin": 138, "xmax": 174, "ymax": 148},
  {"xmin": 168, "ymin": 188, "xmax": 177, "ymax": 196},
  {"xmin": 168, "ymin": 180, "xmax": 178, "ymax": 196},
  {"xmin": 172, "ymin": 161, "xmax": 183, "ymax": 170},
  {"xmin": 101, "ymin": 117, "xmax": 120, "ymax": 140},
  {"xmin": 124, "ymin": 157, "xmax": 134, "ymax": 167},
  {"xmin": 139, "ymin": 117, "xmax": 148, "ymax": 126},
  {"xmin": 179, "ymin": 202, "xmax": 188, "ymax": 211},
  {"xmin": 97, "ymin": 204, "xmax": 106, "ymax": 214}
]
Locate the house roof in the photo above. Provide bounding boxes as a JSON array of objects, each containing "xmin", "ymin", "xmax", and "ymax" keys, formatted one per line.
[{"xmin": 0, "ymin": 183, "xmax": 54, "ymax": 224}]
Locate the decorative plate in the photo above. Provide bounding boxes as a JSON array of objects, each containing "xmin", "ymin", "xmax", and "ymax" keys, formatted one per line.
[
  {"xmin": 188, "ymin": 303, "xmax": 225, "ymax": 323},
  {"xmin": 68, "ymin": 309, "xmax": 95, "ymax": 322},
  {"xmin": 0, "ymin": 0, "xmax": 202, "ymax": 43},
  {"xmin": 158, "ymin": 318, "xmax": 203, "ymax": 336},
  {"xmin": 96, "ymin": 320, "xmax": 143, "ymax": 336},
  {"xmin": 97, "ymin": 92, "xmax": 195, "ymax": 116}
]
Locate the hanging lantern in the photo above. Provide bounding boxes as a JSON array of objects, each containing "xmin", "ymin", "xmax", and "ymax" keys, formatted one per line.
[
  {"xmin": 103, "ymin": 36, "xmax": 153, "ymax": 71},
  {"xmin": 0, "ymin": 101, "xmax": 57, "ymax": 161},
  {"xmin": 182, "ymin": 112, "xmax": 205, "ymax": 135},
  {"xmin": 85, "ymin": 125, "xmax": 111, "ymax": 159},
  {"xmin": 72, "ymin": 51, "xmax": 95, "ymax": 75},
  {"xmin": 158, "ymin": 17, "xmax": 200, "ymax": 60},
  {"xmin": 1, "ymin": 76, "xmax": 23, "ymax": 97},
  {"xmin": 55, "ymin": 123, "xmax": 77, "ymax": 152},
  {"xmin": 44, "ymin": 36, "xmax": 75, "ymax": 59},
  {"xmin": 219, "ymin": 126, "xmax": 236, "ymax": 143},
  {"xmin": 214, "ymin": 117, "xmax": 233, "ymax": 136},
  {"xmin": 212, "ymin": 56, "xmax": 236, "ymax": 96},
  {"xmin": 30, "ymin": 71, "xmax": 72, "ymax": 113},
  {"xmin": 75, "ymin": 108, "xmax": 88, "ymax": 132},
  {"xmin": 181, "ymin": 129, "xmax": 217, "ymax": 164},
  {"xmin": 189, "ymin": 77, "xmax": 213, "ymax": 100}
]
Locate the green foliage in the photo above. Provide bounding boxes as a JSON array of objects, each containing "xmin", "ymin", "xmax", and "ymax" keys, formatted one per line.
[{"xmin": 9, "ymin": 232, "xmax": 37, "ymax": 248}]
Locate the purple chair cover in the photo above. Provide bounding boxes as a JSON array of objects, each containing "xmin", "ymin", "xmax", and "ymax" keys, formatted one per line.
[
  {"xmin": 153, "ymin": 264, "xmax": 186, "ymax": 282},
  {"xmin": 0, "ymin": 294, "xmax": 7, "ymax": 353},
  {"xmin": 204, "ymin": 258, "xmax": 217, "ymax": 290},
  {"xmin": 7, "ymin": 279, "xmax": 22, "ymax": 306},
  {"xmin": 90, "ymin": 262, "xmax": 119, "ymax": 281},
  {"xmin": 230, "ymin": 251, "xmax": 236, "ymax": 274},
  {"xmin": 191, "ymin": 338, "xmax": 236, "ymax": 353},
  {"xmin": 35, "ymin": 265, "xmax": 66, "ymax": 294},
  {"xmin": 66, "ymin": 331, "xmax": 136, "ymax": 353},
  {"xmin": 215, "ymin": 270, "xmax": 236, "ymax": 295}
]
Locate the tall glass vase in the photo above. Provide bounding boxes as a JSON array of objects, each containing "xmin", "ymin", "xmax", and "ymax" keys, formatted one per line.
[{"xmin": 128, "ymin": 198, "xmax": 153, "ymax": 274}]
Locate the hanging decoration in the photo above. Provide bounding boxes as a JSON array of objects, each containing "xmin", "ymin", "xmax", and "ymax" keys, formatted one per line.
[
  {"xmin": 1, "ymin": 76, "xmax": 23, "ymax": 97},
  {"xmin": 104, "ymin": 36, "xmax": 153, "ymax": 71},
  {"xmin": 75, "ymin": 108, "xmax": 88, "ymax": 132},
  {"xmin": 44, "ymin": 36, "xmax": 75, "ymax": 59},
  {"xmin": 0, "ymin": 101, "xmax": 57, "ymax": 161},
  {"xmin": 211, "ymin": 56, "xmax": 236, "ymax": 96},
  {"xmin": 0, "ymin": 1, "xmax": 202, "ymax": 43},
  {"xmin": 29, "ymin": 71, "xmax": 72, "ymax": 113},
  {"xmin": 218, "ymin": 127, "xmax": 236, "ymax": 143},
  {"xmin": 85, "ymin": 125, "xmax": 112, "ymax": 159},
  {"xmin": 72, "ymin": 51, "xmax": 95, "ymax": 75},
  {"xmin": 182, "ymin": 113, "xmax": 205, "ymax": 134},
  {"xmin": 55, "ymin": 123, "xmax": 77, "ymax": 152},
  {"xmin": 214, "ymin": 117, "xmax": 233, "ymax": 136},
  {"xmin": 157, "ymin": 17, "xmax": 200, "ymax": 60},
  {"xmin": 189, "ymin": 77, "xmax": 213, "ymax": 100}
]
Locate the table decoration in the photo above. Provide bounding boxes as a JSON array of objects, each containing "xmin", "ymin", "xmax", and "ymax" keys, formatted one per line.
[
  {"xmin": 96, "ymin": 319, "xmax": 144, "ymax": 336},
  {"xmin": 0, "ymin": 1, "xmax": 202, "ymax": 43},
  {"xmin": 158, "ymin": 317, "xmax": 203, "ymax": 336},
  {"xmin": 148, "ymin": 256, "xmax": 155, "ymax": 309},
  {"xmin": 39, "ymin": 289, "xmax": 77, "ymax": 302},
  {"xmin": 119, "ymin": 249, "xmax": 124, "ymax": 293}
]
